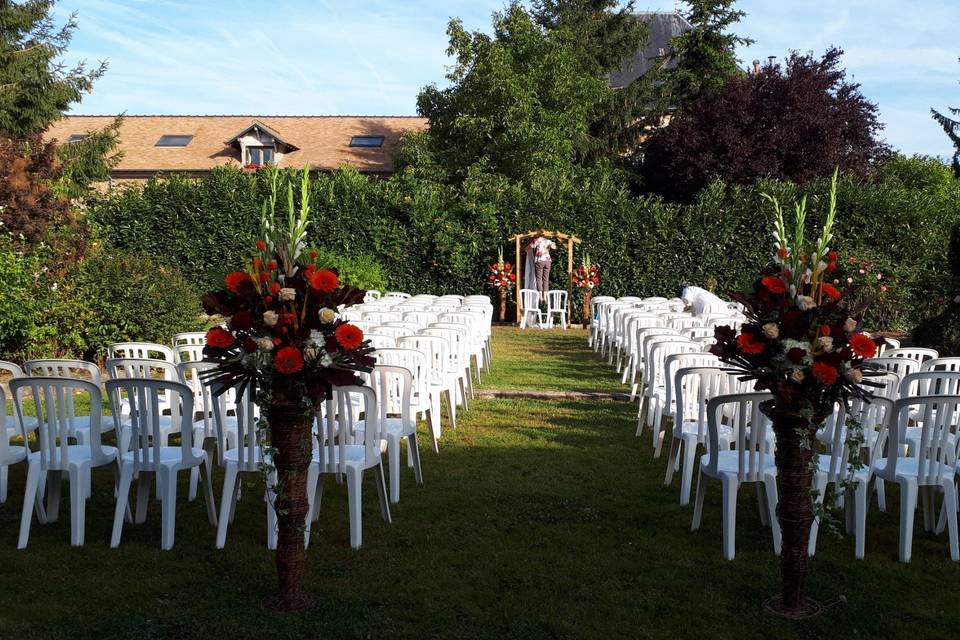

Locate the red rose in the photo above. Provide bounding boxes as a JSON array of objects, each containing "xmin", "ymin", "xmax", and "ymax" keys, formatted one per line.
[
  {"xmin": 274, "ymin": 346, "xmax": 304, "ymax": 375},
  {"xmin": 267, "ymin": 260, "xmax": 278, "ymax": 271},
  {"xmin": 272, "ymin": 337, "xmax": 281, "ymax": 346},
  {"xmin": 268, "ymin": 282, "xmax": 281, "ymax": 296},
  {"xmin": 786, "ymin": 347, "xmax": 807, "ymax": 363},
  {"xmin": 820, "ymin": 325, "xmax": 831, "ymax": 336},
  {"xmin": 206, "ymin": 327, "xmax": 235, "ymax": 349},
  {"xmin": 849, "ymin": 333, "xmax": 877, "ymax": 358},
  {"xmin": 761, "ymin": 276, "xmax": 786, "ymax": 295},
  {"xmin": 811, "ymin": 362, "xmax": 838, "ymax": 385},
  {"xmin": 225, "ymin": 271, "xmax": 254, "ymax": 294},
  {"xmin": 736, "ymin": 333, "xmax": 765, "ymax": 355},
  {"xmin": 242, "ymin": 338, "xmax": 258, "ymax": 353},
  {"xmin": 335, "ymin": 323, "xmax": 364, "ymax": 350},
  {"xmin": 309, "ymin": 250, "xmax": 318, "ymax": 259},
  {"xmin": 259, "ymin": 272, "xmax": 270, "ymax": 283},
  {"xmin": 253, "ymin": 258, "xmax": 263, "ymax": 270},
  {"xmin": 820, "ymin": 283, "xmax": 841, "ymax": 301},
  {"xmin": 309, "ymin": 269, "xmax": 339, "ymax": 293},
  {"xmin": 256, "ymin": 240, "xmax": 267, "ymax": 251}
]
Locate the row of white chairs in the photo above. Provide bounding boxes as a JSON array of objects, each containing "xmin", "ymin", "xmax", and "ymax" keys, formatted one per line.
[{"xmin": 589, "ymin": 294, "xmax": 960, "ymax": 563}]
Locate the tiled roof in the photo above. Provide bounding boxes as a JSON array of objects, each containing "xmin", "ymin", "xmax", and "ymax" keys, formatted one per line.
[{"xmin": 44, "ymin": 115, "xmax": 428, "ymax": 175}]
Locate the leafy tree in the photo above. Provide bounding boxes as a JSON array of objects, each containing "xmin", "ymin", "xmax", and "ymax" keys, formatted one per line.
[
  {"xmin": 931, "ymin": 58, "xmax": 960, "ymax": 177},
  {"xmin": 532, "ymin": 0, "xmax": 662, "ymax": 165},
  {"xmin": 0, "ymin": 0, "xmax": 106, "ymax": 138},
  {"xmin": 641, "ymin": 48, "xmax": 889, "ymax": 201},
  {"xmin": 413, "ymin": 3, "xmax": 609, "ymax": 182},
  {"xmin": 665, "ymin": 0, "xmax": 753, "ymax": 103},
  {"xmin": 55, "ymin": 115, "xmax": 123, "ymax": 197}
]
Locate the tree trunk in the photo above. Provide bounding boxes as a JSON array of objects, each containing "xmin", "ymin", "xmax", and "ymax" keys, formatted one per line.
[
  {"xmin": 264, "ymin": 392, "xmax": 315, "ymax": 611},
  {"xmin": 498, "ymin": 288, "xmax": 507, "ymax": 322},
  {"xmin": 581, "ymin": 290, "xmax": 592, "ymax": 328},
  {"xmin": 765, "ymin": 408, "xmax": 823, "ymax": 617}
]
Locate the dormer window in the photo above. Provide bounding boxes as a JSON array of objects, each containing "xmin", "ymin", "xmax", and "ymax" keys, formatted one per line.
[{"xmin": 247, "ymin": 146, "xmax": 275, "ymax": 166}]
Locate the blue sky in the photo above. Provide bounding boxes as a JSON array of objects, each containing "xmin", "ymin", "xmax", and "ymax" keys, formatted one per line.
[{"xmin": 56, "ymin": 0, "xmax": 958, "ymax": 157}]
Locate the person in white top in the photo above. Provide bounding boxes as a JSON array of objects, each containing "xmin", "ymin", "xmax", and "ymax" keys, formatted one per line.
[{"xmin": 525, "ymin": 232, "xmax": 556, "ymax": 301}]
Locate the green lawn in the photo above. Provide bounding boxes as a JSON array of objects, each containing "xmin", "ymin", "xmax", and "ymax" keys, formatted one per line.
[{"xmin": 0, "ymin": 328, "xmax": 956, "ymax": 639}]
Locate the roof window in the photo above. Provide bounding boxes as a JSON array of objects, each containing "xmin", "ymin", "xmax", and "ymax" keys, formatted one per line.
[
  {"xmin": 156, "ymin": 134, "xmax": 193, "ymax": 147},
  {"xmin": 349, "ymin": 135, "xmax": 385, "ymax": 148}
]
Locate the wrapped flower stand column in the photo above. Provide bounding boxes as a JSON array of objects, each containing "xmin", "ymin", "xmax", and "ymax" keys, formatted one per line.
[
  {"xmin": 498, "ymin": 288, "xmax": 507, "ymax": 322},
  {"xmin": 764, "ymin": 409, "xmax": 824, "ymax": 617},
  {"xmin": 264, "ymin": 393, "xmax": 316, "ymax": 611},
  {"xmin": 581, "ymin": 290, "xmax": 592, "ymax": 328}
]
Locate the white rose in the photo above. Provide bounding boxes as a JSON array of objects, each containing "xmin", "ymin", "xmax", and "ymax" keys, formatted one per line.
[
  {"xmin": 279, "ymin": 287, "xmax": 296, "ymax": 302},
  {"xmin": 263, "ymin": 310, "xmax": 279, "ymax": 327},
  {"xmin": 762, "ymin": 323, "xmax": 779, "ymax": 340},
  {"xmin": 256, "ymin": 337, "xmax": 273, "ymax": 352},
  {"xmin": 817, "ymin": 336, "xmax": 834, "ymax": 353},
  {"xmin": 790, "ymin": 370, "xmax": 805, "ymax": 383},
  {"xmin": 796, "ymin": 295, "xmax": 817, "ymax": 311},
  {"xmin": 843, "ymin": 318, "xmax": 857, "ymax": 333},
  {"xmin": 845, "ymin": 368, "xmax": 863, "ymax": 384},
  {"xmin": 318, "ymin": 307, "xmax": 337, "ymax": 323}
]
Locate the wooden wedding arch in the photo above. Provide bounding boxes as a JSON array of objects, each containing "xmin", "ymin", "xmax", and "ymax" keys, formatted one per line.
[{"xmin": 507, "ymin": 230, "xmax": 582, "ymax": 324}]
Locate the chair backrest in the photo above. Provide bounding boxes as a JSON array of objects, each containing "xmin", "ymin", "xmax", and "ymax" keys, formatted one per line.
[
  {"xmin": 704, "ymin": 392, "xmax": 773, "ymax": 482},
  {"xmin": 23, "ymin": 359, "xmax": 102, "ymax": 424},
  {"xmin": 420, "ymin": 328, "xmax": 466, "ymax": 370},
  {"xmin": 822, "ymin": 396, "xmax": 895, "ymax": 485},
  {"xmin": 174, "ymin": 343, "xmax": 205, "ymax": 364},
  {"xmin": 10, "ymin": 377, "xmax": 112, "ymax": 470},
  {"xmin": 0, "ymin": 360, "xmax": 24, "ymax": 416},
  {"xmin": 107, "ymin": 342, "xmax": 176, "ymax": 364},
  {"xmin": 673, "ymin": 366, "xmax": 727, "ymax": 441},
  {"xmin": 106, "ymin": 378, "xmax": 200, "ymax": 471},
  {"xmin": 374, "ymin": 348, "xmax": 429, "ymax": 403},
  {"xmin": 866, "ymin": 356, "xmax": 921, "ymax": 381},
  {"xmin": 365, "ymin": 333, "xmax": 397, "ymax": 350},
  {"xmin": 315, "ymin": 386, "xmax": 380, "ymax": 475},
  {"xmin": 884, "ymin": 347, "xmax": 939, "ymax": 366},
  {"xmin": 921, "ymin": 357, "xmax": 960, "ymax": 373},
  {"xmin": 363, "ymin": 290, "xmax": 382, "ymax": 302},
  {"xmin": 899, "ymin": 370, "xmax": 960, "ymax": 399},
  {"xmin": 682, "ymin": 326, "xmax": 714, "ymax": 340},
  {"xmin": 383, "ymin": 321, "xmax": 423, "ymax": 333},
  {"xmin": 519, "ymin": 289, "xmax": 540, "ymax": 311},
  {"xmin": 668, "ymin": 316, "xmax": 702, "ymax": 330},
  {"xmin": 645, "ymin": 338, "xmax": 698, "ymax": 392},
  {"xmin": 397, "ymin": 335, "xmax": 448, "ymax": 386},
  {"xmin": 402, "ymin": 311, "xmax": 439, "ymax": 327},
  {"xmin": 865, "ymin": 369, "xmax": 902, "ymax": 402},
  {"xmin": 383, "ymin": 291, "xmax": 411, "ymax": 300},
  {"xmin": 371, "ymin": 325, "xmax": 416, "ymax": 340},
  {"xmin": 370, "ymin": 364, "xmax": 414, "ymax": 427},
  {"xmin": 876, "ymin": 395, "xmax": 960, "ymax": 486},
  {"xmin": 876, "ymin": 336, "xmax": 901, "ymax": 356},
  {"xmin": 547, "ymin": 290, "xmax": 567, "ymax": 310},
  {"xmin": 172, "ymin": 332, "xmax": 206, "ymax": 348},
  {"xmin": 213, "ymin": 381, "xmax": 259, "ymax": 470},
  {"xmin": 177, "ymin": 361, "xmax": 223, "ymax": 440},
  {"xmin": 363, "ymin": 311, "xmax": 403, "ymax": 325}
]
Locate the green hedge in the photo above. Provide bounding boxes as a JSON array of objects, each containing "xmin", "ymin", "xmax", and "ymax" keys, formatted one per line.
[{"xmin": 87, "ymin": 158, "xmax": 960, "ymax": 348}]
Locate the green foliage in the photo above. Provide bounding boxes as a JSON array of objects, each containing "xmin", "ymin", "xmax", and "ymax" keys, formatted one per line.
[
  {"xmin": 55, "ymin": 115, "xmax": 123, "ymax": 198},
  {"xmin": 0, "ymin": 1, "xmax": 106, "ymax": 137},
  {"xmin": 0, "ymin": 236, "xmax": 43, "ymax": 356},
  {"xmin": 665, "ymin": 0, "xmax": 753, "ymax": 103},
  {"xmin": 63, "ymin": 248, "xmax": 202, "ymax": 359},
  {"xmin": 931, "ymin": 58, "xmax": 960, "ymax": 177},
  {"xmin": 312, "ymin": 250, "xmax": 386, "ymax": 292}
]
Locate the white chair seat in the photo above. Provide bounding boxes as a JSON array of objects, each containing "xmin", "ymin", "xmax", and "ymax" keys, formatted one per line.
[
  {"xmin": 676, "ymin": 420, "xmax": 732, "ymax": 441},
  {"xmin": 874, "ymin": 457, "xmax": 955, "ymax": 482},
  {"xmin": 312, "ymin": 444, "xmax": 368, "ymax": 467},
  {"xmin": 905, "ymin": 427, "xmax": 956, "ymax": 457},
  {"xmin": 700, "ymin": 450, "xmax": 776, "ymax": 477},
  {"xmin": 119, "ymin": 446, "xmax": 202, "ymax": 467},
  {"xmin": 3, "ymin": 444, "xmax": 28, "ymax": 465},
  {"xmin": 222, "ymin": 447, "xmax": 267, "ymax": 464},
  {"xmin": 31, "ymin": 444, "xmax": 118, "ymax": 466}
]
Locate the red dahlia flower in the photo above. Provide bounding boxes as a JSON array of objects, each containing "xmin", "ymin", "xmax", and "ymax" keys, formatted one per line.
[
  {"xmin": 820, "ymin": 283, "xmax": 841, "ymax": 301},
  {"xmin": 811, "ymin": 362, "xmax": 838, "ymax": 385},
  {"xmin": 335, "ymin": 323, "xmax": 364, "ymax": 350},
  {"xmin": 761, "ymin": 276, "xmax": 786, "ymax": 294},
  {"xmin": 225, "ymin": 271, "xmax": 254, "ymax": 293},
  {"xmin": 310, "ymin": 269, "xmax": 339, "ymax": 293},
  {"xmin": 737, "ymin": 333, "xmax": 765, "ymax": 354},
  {"xmin": 274, "ymin": 346, "xmax": 304, "ymax": 374},
  {"xmin": 849, "ymin": 333, "xmax": 877, "ymax": 358},
  {"xmin": 206, "ymin": 327, "xmax": 235, "ymax": 349}
]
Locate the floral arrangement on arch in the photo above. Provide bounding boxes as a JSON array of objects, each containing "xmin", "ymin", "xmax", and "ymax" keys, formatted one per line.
[
  {"xmin": 572, "ymin": 255, "xmax": 600, "ymax": 290},
  {"xmin": 488, "ymin": 248, "xmax": 516, "ymax": 291},
  {"xmin": 200, "ymin": 168, "xmax": 375, "ymax": 409}
]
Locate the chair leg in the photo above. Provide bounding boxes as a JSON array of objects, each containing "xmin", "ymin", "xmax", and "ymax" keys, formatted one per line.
[
  {"xmin": 943, "ymin": 482, "xmax": 959, "ymax": 561},
  {"xmin": 304, "ymin": 465, "xmax": 319, "ymax": 549},
  {"xmin": 425, "ymin": 406, "xmax": 440, "ymax": 454},
  {"xmin": 875, "ymin": 478, "xmax": 886, "ymax": 512},
  {"xmin": 898, "ymin": 477, "xmax": 918, "ymax": 563},
  {"xmin": 69, "ymin": 469, "xmax": 86, "ymax": 547},
  {"xmin": 854, "ymin": 479, "xmax": 869, "ymax": 559},
  {"xmin": 188, "ymin": 467, "xmax": 199, "ymax": 502},
  {"xmin": 807, "ymin": 473, "xmax": 828, "ymax": 556},
  {"xmin": 215, "ymin": 465, "xmax": 237, "ymax": 548},
  {"xmin": 375, "ymin": 463, "xmax": 392, "ymax": 524},
  {"xmin": 664, "ymin": 437, "xmax": 680, "ymax": 487},
  {"xmin": 679, "ymin": 438, "xmax": 699, "ymax": 506},
  {"xmin": 345, "ymin": 467, "xmax": 362, "ymax": 550},
  {"xmin": 160, "ymin": 469, "xmax": 177, "ymax": 550},
  {"xmin": 764, "ymin": 474, "xmax": 781, "ymax": 556},
  {"xmin": 135, "ymin": 471, "xmax": 151, "ymax": 524},
  {"xmin": 444, "ymin": 389, "xmax": 457, "ymax": 430},
  {"xmin": 408, "ymin": 433, "xmax": 423, "ymax": 486},
  {"xmin": 721, "ymin": 476, "xmax": 739, "ymax": 560},
  {"xmin": 18, "ymin": 461, "xmax": 41, "ymax": 549},
  {"xmin": 387, "ymin": 434, "xmax": 401, "ymax": 504},
  {"xmin": 110, "ymin": 462, "xmax": 134, "ymax": 549},
  {"xmin": 459, "ymin": 377, "xmax": 470, "ymax": 412},
  {"xmin": 0, "ymin": 465, "xmax": 7, "ymax": 503},
  {"xmin": 691, "ymin": 471, "xmax": 706, "ymax": 531},
  {"xmin": 311, "ymin": 474, "xmax": 324, "ymax": 523},
  {"xmin": 200, "ymin": 459, "xmax": 217, "ymax": 527},
  {"xmin": 265, "ymin": 470, "xmax": 278, "ymax": 550},
  {"xmin": 46, "ymin": 471, "xmax": 61, "ymax": 523}
]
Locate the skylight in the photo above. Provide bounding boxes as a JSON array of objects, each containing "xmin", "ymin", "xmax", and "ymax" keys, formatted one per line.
[
  {"xmin": 66, "ymin": 134, "xmax": 88, "ymax": 143},
  {"xmin": 156, "ymin": 135, "xmax": 193, "ymax": 147},
  {"xmin": 349, "ymin": 135, "xmax": 385, "ymax": 148}
]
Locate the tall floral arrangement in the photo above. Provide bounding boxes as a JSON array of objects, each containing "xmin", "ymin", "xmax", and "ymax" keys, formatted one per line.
[
  {"xmin": 488, "ymin": 248, "xmax": 516, "ymax": 321},
  {"xmin": 709, "ymin": 170, "xmax": 880, "ymax": 616},
  {"xmin": 572, "ymin": 254, "xmax": 600, "ymax": 326},
  {"xmin": 201, "ymin": 167, "xmax": 374, "ymax": 611}
]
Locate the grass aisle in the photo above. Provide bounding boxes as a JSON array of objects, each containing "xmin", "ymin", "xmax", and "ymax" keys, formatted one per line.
[{"xmin": 0, "ymin": 327, "xmax": 955, "ymax": 639}]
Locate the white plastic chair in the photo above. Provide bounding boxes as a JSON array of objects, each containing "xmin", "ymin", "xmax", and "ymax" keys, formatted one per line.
[
  {"xmin": 691, "ymin": 392, "xmax": 779, "ymax": 560},
  {"xmin": 105, "ymin": 358, "xmax": 180, "ymax": 447},
  {"xmin": 519, "ymin": 289, "xmax": 542, "ymax": 329},
  {"xmin": 371, "ymin": 325, "xmax": 415, "ymax": 341},
  {"xmin": 365, "ymin": 333, "xmax": 397, "ymax": 350},
  {"xmin": 383, "ymin": 291, "xmax": 412, "ymax": 300},
  {"xmin": 421, "ymin": 327, "xmax": 471, "ymax": 409},
  {"xmin": 397, "ymin": 335, "xmax": 457, "ymax": 433},
  {"xmin": 363, "ymin": 290, "xmax": 382, "ymax": 303},
  {"xmin": 178, "ymin": 361, "xmax": 236, "ymax": 502},
  {"xmin": 872, "ymin": 395, "xmax": 960, "ymax": 562},
  {"xmin": 885, "ymin": 347, "xmax": 940, "ymax": 367},
  {"xmin": 922, "ymin": 357, "xmax": 960, "ymax": 373},
  {"xmin": 22, "ymin": 360, "xmax": 107, "ymax": 445},
  {"xmin": 107, "ymin": 377, "xmax": 216, "ymax": 550},
  {"xmin": 307, "ymin": 386, "xmax": 391, "ymax": 549},
  {"xmin": 107, "ymin": 342, "xmax": 176, "ymax": 364},
  {"xmin": 545, "ymin": 290, "xmax": 568, "ymax": 330},
  {"xmin": 12, "ymin": 377, "xmax": 119, "ymax": 548},
  {"xmin": 0, "ymin": 383, "xmax": 27, "ymax": 504}
]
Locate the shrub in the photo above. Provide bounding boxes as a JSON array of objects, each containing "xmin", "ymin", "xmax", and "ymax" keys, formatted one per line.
[
  {"xmin": 68, "ymin": 248, "xmax": 202, "ymax": 359},
  {"xmin": 0, "ymin": 237, "xmax": 43, "ymax": 357},
  {"xmin": 313, "ymin": 250, "xmax": 387, "ymax": 291}
]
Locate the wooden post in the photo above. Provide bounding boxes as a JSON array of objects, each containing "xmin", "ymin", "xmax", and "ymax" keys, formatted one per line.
[
  {"xmin": 515, "ymin": 234, "xmax": 522, "ymax": 325},
  {"xmin": 566, "ymin": 238, "xmax": 574, "ymax": 320}
]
